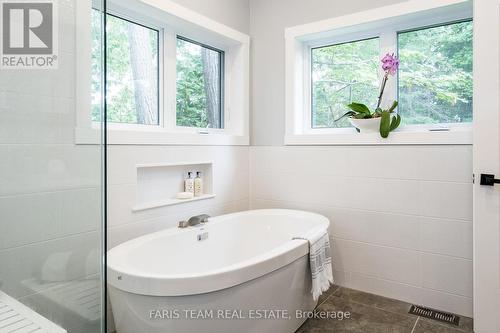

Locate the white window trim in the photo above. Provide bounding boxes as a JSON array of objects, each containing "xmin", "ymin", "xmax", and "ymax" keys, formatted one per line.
[
  {"xmin": 75, "ymin": 0, "xmax": 250, "ymax": 145},
  {"xmin": 284, "ymin": 0, "xmax": 473, "ymax": 145}
]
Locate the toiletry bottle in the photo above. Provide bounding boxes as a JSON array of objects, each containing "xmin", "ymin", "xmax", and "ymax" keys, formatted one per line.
[
  {"xmin": 185, "ymin": 172, "xmax": 194, "ymax": 194},
  {"xmin": 194, "ymin": 171, "xmax": 203, "ymax": 197}
]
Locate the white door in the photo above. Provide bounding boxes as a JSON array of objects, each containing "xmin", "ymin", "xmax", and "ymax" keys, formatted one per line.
[{"xmin": 473, "ymin": 0, "xmax": 500, "ymax": 332}]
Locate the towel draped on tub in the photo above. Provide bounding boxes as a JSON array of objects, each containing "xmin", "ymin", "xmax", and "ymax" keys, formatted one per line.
[{"xmin": 294, "ymin": 228, "xmax": 333, "ymax": 301}]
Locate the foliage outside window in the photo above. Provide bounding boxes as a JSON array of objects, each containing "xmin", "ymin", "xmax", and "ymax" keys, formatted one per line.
[
  {"xmin": 176, "ymin": 37, "xmax": 224, "ymax": 129},
  {"xmin": 311, "ymin": 38, "xmax": 380, "ymax": 128},
  {"xmin": 398, "ymin": 20, "xmax": 473, "ymax": 125},
  {"xmin": 91, "ymin": 11, "xmax": 160, "ymax": 125}
]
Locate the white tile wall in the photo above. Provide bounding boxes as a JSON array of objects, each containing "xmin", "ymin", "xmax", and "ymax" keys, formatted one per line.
[
  {"xmin": 106, "ymin": 145, "xmax": 250, "ymax": 247},
  {"xmin": 0, "ymin": 188, "xmax": 100, "ymax": 249},
  {"xmin": 249, "ymin": 145, "xmax": 473, "ymax": 317}
]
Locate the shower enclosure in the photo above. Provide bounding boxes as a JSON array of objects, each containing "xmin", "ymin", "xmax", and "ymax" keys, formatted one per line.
[{"xmin": 0, "ymin": 0, "xmax": 106, "ymax": 332}]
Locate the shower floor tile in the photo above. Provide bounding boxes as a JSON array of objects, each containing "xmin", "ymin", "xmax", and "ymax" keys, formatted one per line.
[{"xmin": 296, "ymin": 287, "xmax": 473, "ymax": 333}]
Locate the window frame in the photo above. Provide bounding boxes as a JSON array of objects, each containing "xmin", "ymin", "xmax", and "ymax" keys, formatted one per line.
[
  {"xmin": 285, "ymin": 0, "xmax": 473, "ymax": 145},
  {"xmin": 309, "ymin": 35, "xmax": 381, "ymax": 130},
  {"xmin": 396, "ymin": 18, "xmax": 473, "ymax": 126},
  {"xmin": 102, "ymin": 10, "xmax": 163, "ymax": 129},
  {"xmin": 175, "ymin": 35, "xmax": 225, "ymax": 130},
  {"xmin": 75, "ymin": 0, "xmax": 250, "ymax": 145}
]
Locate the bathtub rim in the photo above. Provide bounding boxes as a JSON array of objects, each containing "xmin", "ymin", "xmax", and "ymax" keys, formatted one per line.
[{"xmin": 107, "ymin": 209, "xmax": 329, "ymax": 296}]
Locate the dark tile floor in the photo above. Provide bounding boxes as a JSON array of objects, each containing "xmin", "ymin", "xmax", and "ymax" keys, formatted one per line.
[{"xmin": 297, "ymin": 286, "xmax": 473, "ymax": 333}]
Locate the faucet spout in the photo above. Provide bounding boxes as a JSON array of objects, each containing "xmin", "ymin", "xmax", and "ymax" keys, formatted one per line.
[{"xmin": 188, "ymin": 214, "xmax": 210, "ymax": 226}]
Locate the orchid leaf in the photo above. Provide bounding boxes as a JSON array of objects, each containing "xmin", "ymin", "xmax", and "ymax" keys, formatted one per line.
[
  {"xmin": 347, "ymin": 103, "xmax": 371, "ymax": 115},
  {"xmin": 334, "ymin": 111, "xmax": 356, "ymax": 122},
  {"xmin": 387, "ymin": 100, "xmax": 398, "ymax": 113},
  {"xmin": 379, "ymin": 111, "xmax": 391, "ymax": 138},
  {"xmin": 390, "ymin": 114, "xmax": 401, "ymax": 131}
]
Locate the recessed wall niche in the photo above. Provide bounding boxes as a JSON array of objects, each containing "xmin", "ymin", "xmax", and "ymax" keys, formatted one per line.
[{"xmin": 133, "ymin": 162, "xmax": 214, "ymax": 211}]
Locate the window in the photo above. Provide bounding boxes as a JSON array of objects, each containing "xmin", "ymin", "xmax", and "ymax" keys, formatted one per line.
[
  {"xmin": 311, "ymin": 38, "xmax": 379, "ymax": 128},
  {"xmin": 285, "ymin": 1, "xmax": 473, "ymax": 145},
  {"xmin": 77, "ymin": 1, "xmax": 249, "ymax": 145},
  {"xmin": 176, "ymin": 37, "xmax": 224, "ymax": 129},
  {"xmin": 91, "ymin": 11, "xmax": 160, "ymax": 125},
  {"xmin": 398, "ymin": 21, "xmax": 473, "ymax": 125},
  {"xmin": 309, "ymin": 20, "xmax": 473, "ymax": 130}
]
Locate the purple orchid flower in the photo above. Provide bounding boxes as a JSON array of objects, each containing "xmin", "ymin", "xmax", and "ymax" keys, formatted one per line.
[
  {"xmin": 377, "ymin": 53, "xmax": 399, "ymax": 108},
  {"xmin": 381, "ymin": 53, "xmax": 399, "ymax": 76}
]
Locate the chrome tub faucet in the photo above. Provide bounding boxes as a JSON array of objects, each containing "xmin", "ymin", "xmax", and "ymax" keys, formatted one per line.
[{"xmin": 178, "ymin": 214, "xmax": 210, "ymax": 228}]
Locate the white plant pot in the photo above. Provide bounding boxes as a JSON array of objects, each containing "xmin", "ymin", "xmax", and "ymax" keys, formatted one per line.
[{"xmin": 349, "ymin": 117, "xmax": 382, "ymax": 133}]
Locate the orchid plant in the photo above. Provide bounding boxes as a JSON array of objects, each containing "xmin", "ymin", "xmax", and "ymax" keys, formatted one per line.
[{"xmin": 337, "ymin": 53, "xmax": 402, "ymax": 138}]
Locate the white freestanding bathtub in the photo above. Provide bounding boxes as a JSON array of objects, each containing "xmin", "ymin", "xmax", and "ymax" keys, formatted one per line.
[{"xmin": 107, "ymin": 209, "xmax": 330, "ymax": 333}]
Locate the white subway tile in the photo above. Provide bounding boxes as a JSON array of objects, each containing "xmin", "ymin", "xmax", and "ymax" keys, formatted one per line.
[
  {"xmin": 417, "ymin": 146, "xmax": 473, "ymax": 183},
  {"xmin": 420, "ymin": 288, "xmax": 473, "ymax": 317},
  {"xmin": 0, "ymin": 193, "xmax": 60, "ymax": 250},
  {"xmin": 332, "ymin": 270, "xmax": 350, "ymax": 287},
  {"xmin": 345, "ymin": 146, "xmax": 420, "ymax": 180},
  {"xmin": 250, "ymin": 146, "xmax": 423, "ymax": 180},
  {"xmin": 348, "ymin": 272, "xmax": 423, "ymax": 306},
  {"xmin": 420, "ymin": 217, "xmax": 472, "ymax": 259},
  {"xmin": 253, "ymin": 170, "xmax": 420, "ymax": 215},
  {"xmin": 363, "ymin": 212, "xmax": 420, "ymax": 250},
  {"xmin": 418, "ymin": 181, "xmax": 472, "ymax": 220},
  {"xmin": 375, "ymin": 245, "xmax": 420, "ymax": 286},
  {"xmin": 59, "ymin": 188, "xmax": 101, "ymax": 235},
  {"xmin": 421, "ymin": 253, "xmax": 473, "ymax": 297},
  {"xmin": 333, "ymin": 239, "xmax": 420, "ymax": 286},
  {"xmin": 332, "ymin": 239, "xmax": 381, "ymax": 278},
  {"xmin": 0, "ymin": 144, "xmax": 100, "ymax": 196}
]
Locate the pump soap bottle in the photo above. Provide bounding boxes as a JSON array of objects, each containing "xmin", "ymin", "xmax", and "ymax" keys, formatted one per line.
[
  {"xmin": 185, "ymin": 172, "xmax": 194, "ymax": 194},
  {"xmin": 194, "ymin": 171, "xmax": 203, "ymax": 197}
]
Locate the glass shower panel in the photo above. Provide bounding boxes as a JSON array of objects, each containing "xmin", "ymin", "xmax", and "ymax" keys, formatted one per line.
[{"xmin": 0, "ymin": 0, "xmax": 105, "ymax": 332}]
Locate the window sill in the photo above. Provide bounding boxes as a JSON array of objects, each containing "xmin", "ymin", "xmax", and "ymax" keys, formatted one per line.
[
  {"xmin": 75, "ymin": 127, "xmax": 249, "ymax": 146},
  {"xmin": 284, "ymin": 127, "xmax": 472, "ymax": 145}
]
